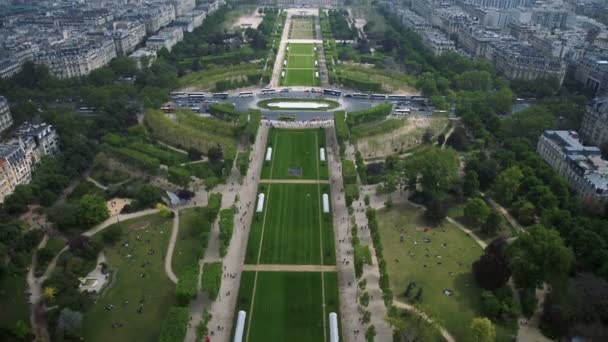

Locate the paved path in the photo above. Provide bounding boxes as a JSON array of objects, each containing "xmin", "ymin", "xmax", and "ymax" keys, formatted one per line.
[
  {"xmin": 326, "ymin": 126, "xmax": 364, "ymax": 342},
  {"xmin": 259, "ymin": 179, "xmax": 329, "ymax": 184},
  {"xmin": 241, "ymin": 264, "xmax": 337, "ymax": 272},
  {"xmin": 164, "ymin": 210, "xmax": 180, "ymax": 284},
  {"xmin": 86, "ymin": 176, "xmax": 108, "ymax": 190},
  {"xmin": 184, "ymin": 123, "xmax": 270, "ymax": 342},
  {"xmin": 286, "ymin": 38, "xmax": 323, "ymax": 44},
  {"xmin": 270, "ymin": 13, "xmax": 292, "ymax": 87},
  {"xmin": 393, "ymin": 300, "xmax": 456, "ymax": 342}
]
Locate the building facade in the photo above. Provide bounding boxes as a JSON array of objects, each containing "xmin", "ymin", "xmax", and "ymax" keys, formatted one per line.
[
  {"xmin": 580, "ymin": 96, "xmax": 608, "ymax": 146},
  {"xmin": 0, "ymin": 96, "xmax": 14, "ymax": 135},
  {"xmin": 537, "ymin": 130, "xmax": 608, "ymax": 203}
]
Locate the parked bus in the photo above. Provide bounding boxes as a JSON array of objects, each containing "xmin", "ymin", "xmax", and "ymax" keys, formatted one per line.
[
  {"xmin": 323, "ymin": 89, "xmax": 342, "ymax": 96},
  {"xmin": 351, "ymin": 93, "xmax": 368, "ymax": 99},
  {"xmin": 238, "ymin": 91, "xmax": 254, "ymax": 97},
  {"xmin": 371, "ymin": 94, "xmax": 387, "ymax": 100},
  {"xmin": 212, "ymin": 93, "xmax": 229, "ymax": 99},
  {"xmin": 260, "ymin": 88, "xmax": 276, "ymax": 94},
  {"xmin": 388, "ymin": 95, "xmax": 409, "ymax": 101}
]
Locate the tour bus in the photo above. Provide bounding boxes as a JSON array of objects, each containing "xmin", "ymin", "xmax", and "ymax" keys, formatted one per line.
[
  {"xmin": 351, "ymin": 93, "xmax": 368, "ymax": 99},
  {"xmin": 170, "ymin": 92, "xmax": 186, "ymax": 97},
  {"xmin": 323, "ymin": 89, "xmax": 342, "ymax": 97},
  {"xmin": 188, "ymin": 92, "xmax": 206, "ymax": 99},
  {"xmin": 260, "ymin": 88, "xmax": 276, "ymax": 94},
  {"xmin": 212, "ymin": 93, "xmax": 229, "ymax": 99},
  {"xmin": 238, "ymin": 91, "xmax": 254, "ymax": 97},
  {"xmin": 371, "ymin": 94, "xmax": 387, "ymax": 100},
  {"xmin": 388, "ymin": 95, "xmax": 410, "ymax": 101},
  {"xmin": 393, "ymin": 107, "xmax": 411, "ymax": 115}
]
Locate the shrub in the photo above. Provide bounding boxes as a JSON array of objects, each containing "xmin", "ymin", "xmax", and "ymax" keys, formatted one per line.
[
  {"xmin": 175, "ymin": 266, "xmax": 199, "ymax": 305},
  {"xmin": 158, "ymin": 306, "xmax": 189, "ymax": 342},
  {"xmin": 201, "ymin": 262, "xmax": 222, "ymax": 300},
  {"xmin": 218, "ymin": 208, "xmax": 235, "ymax": 257},
  {"xmin": 345, "ymin": 184, "xmax": 360, "ymax": 207},
  {"xmin": 346, "ymin": 103, "xmax": 393, "ymax": 127},
  {"xmin": 342, "ymin": 159, "xmax": 357, "ymax": 185}
]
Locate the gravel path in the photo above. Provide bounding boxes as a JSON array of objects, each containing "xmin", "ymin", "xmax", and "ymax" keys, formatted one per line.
[{"xmin": 164, "ymin": 210, "xmax": 180, "ymax": 284}]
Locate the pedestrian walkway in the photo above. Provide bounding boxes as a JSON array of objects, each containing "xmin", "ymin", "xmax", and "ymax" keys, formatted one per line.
[{"xmin": 259, "ymin": 179, "xmax": 329, "ymax": 184}]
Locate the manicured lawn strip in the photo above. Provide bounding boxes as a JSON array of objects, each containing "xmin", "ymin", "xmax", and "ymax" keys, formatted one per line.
[
  {"xmin": 201, "ymin": 262, "xmax": 223, "ymax": 300},
  {"xmin": 376, "ymin": 203, "xmax": 516, "ymax": 342},
  {"xmin": 219, "ymin": 207, "xmax": 235, "ymax": 257},
  {"xmin": 172, "ymin": 207, "xmax": 212, "ymax": 276},
  {"xmin": 288, "ymin": 54, "xmax": 314, "ymax": 68},
  {"xmin": 231, "ymin": 271, "xmax": 255, "ymax": 340},
  {"xmin": 261, "ymin": 128, "xmax": 325, "ymax": 180},
  {"xmin": 284, "ymin": 69, "xmax": 317, "ymax": 86},
  {"xmin": 258, "ymin": 183, "xmax": 322, "ymax": 265},
  {"xmin": 257, "ymin": 98, "xmax": 340, "ymax": 111},
  {"xmin": 0, "ymin": 274, "xmax": 29, "ymax": 330},
  {"xmin": 244, "ymin": 210, "xmax": 264, "ymax": 265},
  {"xmin": 82, "ymin": 214, "xmax": 176, "ymax": 342},
  {"xmin": 288, "ymin": 43, "xmax": 314, "ymax": 55},
  {"xmin": 318, "ymin": 128, "xmax": 329, "ymax": 180},
  {"xmin": 246, "ymin": 272, "xmax": 324, "ymax": 342},
  {"xmin": 323, "ymin": 272, "xmax": 342, "ymax": 340},
  {"xmin": 158, "ymin": 306, "xmax": 189, "ymax": 342}
]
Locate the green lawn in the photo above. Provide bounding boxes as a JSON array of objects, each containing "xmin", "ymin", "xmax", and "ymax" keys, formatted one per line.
[
  {"xmin": 287, "ymin": 43, "xmax": 314, "ymax": 55},
  {"xmin": 237, "ymin": 271, "xmax": 330, "ymax": 342},
  {"xmin": 0, "ymin": 274, "xmax": 29, "ymax": 331},
  {"xmin": 256, "ymin": 98, "xmax": 340, "ymax": 111},
  {"xmin": 283, "ymin": 69, "xmax": 318, "ymax": 86},
  {"xmin": 172, "ymin": 207, "xmax": 212, "ymax": 276},
  {"xmin": 245, "ymin": 183, "xmax": 335, "ymax": 265},
  {"xmin": 261, "ymin": 128, "xmax": 328, "ymax": 180},
  {"xmin": 376, "ymin": 203, "xmax": 516, "ymax": 342},
  {"xmin": 82, "ymin": 214, "xmax": 176, "ymax": 342},
  {"xmin": 288, "ymin": 54, "xmax": 314, "ymax": 68}
]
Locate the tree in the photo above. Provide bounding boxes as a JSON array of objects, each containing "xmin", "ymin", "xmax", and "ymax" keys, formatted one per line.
[
  {"xmin": 426, "ymin": 194, "xmax": 447, "ymax": 223},
  {"xmin": 56, "ymin": 308, "xmax": 83, "ymax": 338},
  {"xmin": 101, "ymin": 225, "xmax": 123, "ymax": 245},
  {"xmin": 464, "ymin": 198, "xmax": 490, "ymax": 226},
  {"xmin": 508, "ymin": 225, "xmax": 574, "ymax": 289},
  {"xmin": 493, "ymin": 166, "xmax": 523, "ymax": 204},
  {"xmin": 470, "ymin": 317, "xmax": 496, "ymax": 342},
  {"xmin": 473, "ymin": 237, "xmax": 511, "ymax": 290},
  {"xmin": 77, "ymin": 194, "xmax": 109, "ymax": 227},
  {"xmin": 463, "ymin": 170, "xmax": 480, "ymax": 197},
  {"xmin": 44, "ymin": 286, "xmax": 57, "ymax": 301},
  {"xmin": 401, "ymin": 147, "xmax": 459, "ymax": 195},
  {"xmin": 483, "ymin": 211, "xmax": 502, "ymax": 235}
]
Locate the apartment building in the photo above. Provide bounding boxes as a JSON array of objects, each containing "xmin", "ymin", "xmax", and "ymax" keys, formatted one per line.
[
  {"xmin": 111, "ymin": 21, "xmax": 147, "ymax": 55},
  {"xmin": 580, "ymin": 96, "xmax": 608, "ymax": 147},
  {"xmin": 537, "ymin": 130, "xmax": 608, "ymax": 203},
  {"xmin": 0, "ymin": 96, "xmax": 14, "ymax": 135},
  {"xmin": 36, "ymin": 37, "xmax": 117, "ymax": 78}
]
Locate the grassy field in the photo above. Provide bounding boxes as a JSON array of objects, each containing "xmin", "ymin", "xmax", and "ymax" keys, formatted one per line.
[
  {"xmin": 245, "ymin": 183, "xmax": 335, "ymax": 265},
  {"xmin": 257, "ymin": 98, "xmax": 340, "ymax": 111},
  {"xmin": 235, "ymin": 271, "xmax": 335, "ymax": 342},
  {"xmin": 82, "ymin": 214, "xmax": 176, "ymax": 342},
  {"xmin": 289, "ymin": 18, "xmax": 314, "ymax": 39},
  {"xmin": 261, "ymin": 128, "xmax": 328, "ymax": 180},
  {"xmin": 0, "ymin": 274, "xmax": 29, "ymax": 331},
  {"xmin": 376, "ymin": 203, "xmax": 516, "ymax": 342},
  {"xmin": 172, "ymin": 208, "xmax": 212, "ymax": 276},
  {"xmin": 282, "ymin": 43, "xmax": 320, "ymax": 86}
]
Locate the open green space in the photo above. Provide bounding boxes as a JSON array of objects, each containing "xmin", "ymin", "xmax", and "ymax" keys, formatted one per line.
[
  {"xmin": 237, "ymin": 271, "xmax": 331, "ymax": 342},
  {"xmin": 287, "ymin": 54, "xmax": 315, "ymax": 68},
  {"xmin": 82, "ymin": 214, "xmax": 176, "ymax": 342},
  {"xmin": 288, "ymin": 43, "xmax": 314, "ymax": 55},
  {"xmin": 376, "ymin": 203, "xmax": 516, "ymax": 342},
  {"xmin": 261, "ymin": 128, "xmax": 328, "ymax": 180},
  {"xmin": 283, "ymin": 69, "xmax": 319, "ymax": 86},
  {"xmin": 289, "ymin": 18, "xmax": 315, "ymax": 39},
  {"xmin": 172, "ymin": 207, "xmax": 213, "ymax": 276},
  {"xmin": 257, "ymin": 98, "xmax": 340, "ymax": 111},
  {"xmin": 245, "ymin": 183, "xmax": 335, "ymax": 265}
]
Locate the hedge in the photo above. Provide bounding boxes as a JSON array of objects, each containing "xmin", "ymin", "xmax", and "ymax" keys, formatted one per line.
[
  {"xmin": 347, "ymin": 103, "xmax": 393, "ymax": 127},
  {"xmin": 218, "ymin": 207, "xmax": 235, "ymax": 257},
  {"xmin": 208, "ymin": 103, "xmax": 242, "ymax": 122},
  {"xmin": 244, "ymin": 109, "xmax": 262, "ymax": 143},
  {"xmin": 207, "ymin": 193, "xmax": 222, "ymax": 220},
  {"xmin": 336, "ymin": 74, "xmax": 382, "ymax": 93},
  {"xmin": 342, "ymin": 159, "xmax": 357, "ymax": 185},
  {"xmin": 345, "ymin": 183, "xmax": 360, "ymax": 207},
  {"xmin": 175, "ymin": 109, "xmax": 241, "ymax": 137},
  {"xmin": 201, "ymin": 262, "xmax": 222, "ymax": 300},
  {"xmin": 175, "ymin": 265, "xmax": 199, "ymax": 305},
  {"xmin": 366, "ymin": 208, "xmax": 393, "ymax": 306},
  {"xmin": 106, "ymin": 146, "xmax": 160, "ymax": 174},
  {"xmin": 158, "ymin": 306, "xmax": 189, "ymax": 342},
  {"xmin": 334, "ymin": 111, "xmax": 349, "ymax": 155}
]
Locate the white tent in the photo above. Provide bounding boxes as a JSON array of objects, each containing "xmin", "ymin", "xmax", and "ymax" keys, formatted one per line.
[
  {"xmin": 329, "ymin": 312, "xmax": 339, "ymax": 342},
  {"xmin": 283, "ymin": 60, "xmax": 287, "ymax": 66},
  {"xmin": 322, "ymin": 194, "xmax": 330, "ymax": 213},
  {"xmin": 281, "ymin": 71, "xmax": 285, "ymax": 78},
  {"xmin": 286, "ymin": 46, "xmax": 290, "ymax": 51},
  {"xmin": 234, "ymin": 311, "xmax": 247, "ymax": 342},
  {"xmin": 265, "ymin": 147, "xmax": 272, "ymax": 161},
  {"xmin": 314, "ymin": 46, "xmax": 317, "ymax": 52},
  {"xmin": 315, "ymin": 71, "xmax": 319, "ymax": 78},
  {"xmin": 256, "ymin": 193, "xmax": 265, "ymax": 212},
  {"xmin": 315, "ymin": 60, "xmax": 318, "ymax": 66},
  {"xmin": 320, "ymin": 147, "xmax": 326, "ymax": 162}
]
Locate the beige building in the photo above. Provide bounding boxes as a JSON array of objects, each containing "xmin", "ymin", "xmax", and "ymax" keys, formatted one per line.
[{"xmin": 0, "ymin": 96, "xmax": 14, "ymax": 135}]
